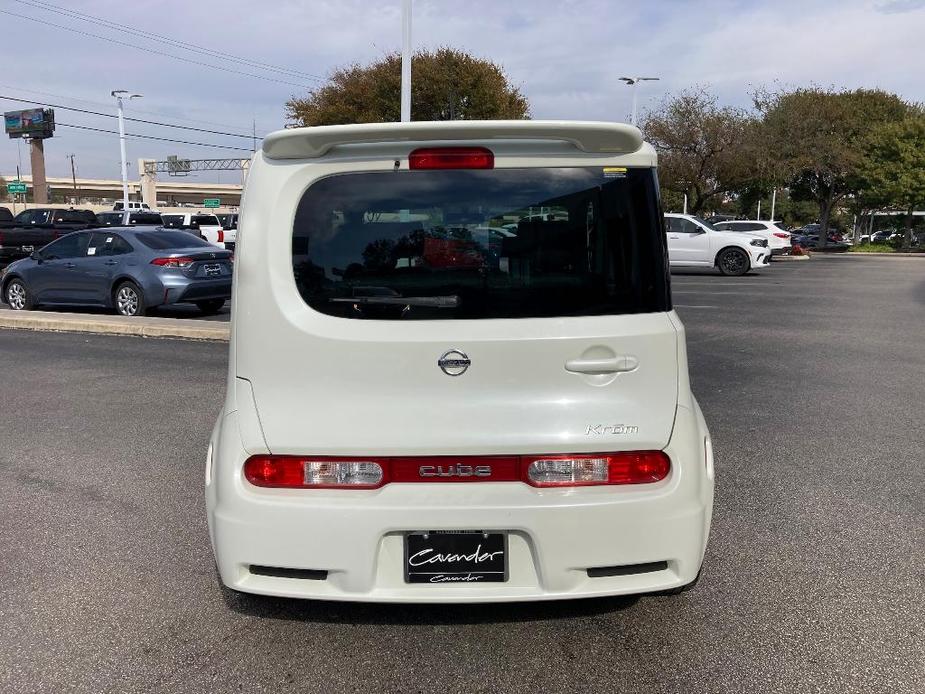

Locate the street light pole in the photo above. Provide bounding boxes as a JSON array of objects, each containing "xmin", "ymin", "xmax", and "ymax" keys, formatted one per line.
[
  {"xmin": 67, "ymin": 154, "xmax": 78, "ymax": 204},
  {"xmin": 619, "ymin": 76, "xmax": 660, "ymax": 127},
  {"xmin": 111, "ymin": 90, "xmax": 142, "ymax": 210},
  {"xmin": 400, "ymin": 0, "xmax": 412, "ymax": 122}
]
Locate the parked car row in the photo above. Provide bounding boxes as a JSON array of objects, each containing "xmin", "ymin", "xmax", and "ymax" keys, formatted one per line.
[
  {"xmin": 0, "ymin": 226, "xmax": 232, "ymax": 316},
  {"xmin": 0, "ymin": 206, "xmax": 239, "ymax": 267}
]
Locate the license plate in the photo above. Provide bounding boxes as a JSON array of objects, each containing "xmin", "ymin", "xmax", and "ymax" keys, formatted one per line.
[
  {"xmin": 404, "ymin": 531, "xmax": 507, "ymax": 584},
  {"xmin": 22, "ymin": 246, "xmax": 34, "ymax": 252},
  {"xmin": 203, "ymin": 263, "xmax": 221, "ymax": 277}
]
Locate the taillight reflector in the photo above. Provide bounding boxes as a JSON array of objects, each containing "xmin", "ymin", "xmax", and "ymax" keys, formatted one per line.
[
  {"xmin": 244, "ymin": 456, "xmax": 383, "ymax": 488},
  {"xmin": 773, "ymin": 232, "xmax": 790, "ymax": 238},
  {"xmin": 409, "ymin": 147, "xmax": 494, "ymax": 170},
  {"xmin": 151, "ymin": 256, "xmax": 194, "ymax": 268},
  {"xmin": 525, "ymin": 452, "xmax": 670, "ymax": 486},
  {"xmin": 242, "ymin": 452, "xmax": 670, "ymax": 489}
]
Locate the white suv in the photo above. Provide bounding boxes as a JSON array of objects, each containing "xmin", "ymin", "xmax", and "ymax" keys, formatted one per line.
[
  {"xmin": 665, "ymin": 213, "xmax": 770, "ymax": 275},
  {"xmin": 206, "ymin": 121, "xmax": 714, "ymax": 603},
  {"xmin": 112, "ymin": 201, "xmax": 152, "ymax": 212},
  {"xmin": 712, "ymin": 220, "xmax": 792, "ymax": 255}
]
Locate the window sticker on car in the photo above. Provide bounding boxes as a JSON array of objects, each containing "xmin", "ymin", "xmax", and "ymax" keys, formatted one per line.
[{"xmin": 87, "ymin": 247, "xmax": 96, "ymax": 255}]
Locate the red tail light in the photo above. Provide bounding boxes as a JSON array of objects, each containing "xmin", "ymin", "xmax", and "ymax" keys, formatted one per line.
[
  {"xmin": 773, "ymin": 232, "xmax": 790, "ymax": 238},
  {"xmin": 217, "ymin": 229, "xmax": 224, "ymax": 243},
  {"xmin": 243, "ymin": 452, "xmax": 670, "ymax": 489},
  {"xmin": 409, "ymin": 147, "xmax": 494, "ymax": 170},
  {"xmin": 151, "ymin": 256, "xmax": 194, "ymax": 268}
]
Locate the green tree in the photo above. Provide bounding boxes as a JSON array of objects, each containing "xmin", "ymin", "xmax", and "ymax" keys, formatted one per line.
[
  {"xmin": 755, "ymin": 88, "xmax": 910, "ymax": 246},
  {"xmin": 286, "ymin": 48, "xmax": 529, "ymax": 126},
  {"xmin": 642, "ymin": 87, "xmax": 759, "ymax": 215},
  {"xmin": 857, "ymin": 116, "xmax": 925, "ymax": 248},
  {"xmin": 0, "ymin": 174, "xmax": 7, "ymax": 203}
]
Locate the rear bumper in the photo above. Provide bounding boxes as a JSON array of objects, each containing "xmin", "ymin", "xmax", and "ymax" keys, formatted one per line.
[
  {"xmin": 206, "ymin": 403, "xmax": 714, "ymax": 603},
  {"xmin": 770, "ymin": 246, "xmax": 791, "ymax": 256},
  {"xmin": 152, "ymin": 276, "xmax": 232, "ymax": 305}
]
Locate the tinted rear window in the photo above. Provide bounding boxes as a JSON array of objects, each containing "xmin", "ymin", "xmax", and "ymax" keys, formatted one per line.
[
  {"xmin": 53, "ymin": 209, "xmax": 92, "ymax": 223},
  {"xmin": 292, "ymin": 167, "xmax": 669, "ymax": 320},
  {"xmin": 135, "ymin": 231, "xmax": 212, "ymax": 250},
  {"xmin": 192, "ymin": 215, "xmax": 219, "ymax": 226},
  {"xmin": 128, "ymin": 213, "xmax": 163, "ymax": 225}
]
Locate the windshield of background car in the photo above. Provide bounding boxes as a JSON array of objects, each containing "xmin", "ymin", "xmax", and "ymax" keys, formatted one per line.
[
  {"xmin": 694, "ymin": 216, "xmax": 718, "ymax": 231},
  {"xmin": 292, "ymin": 167, "xmax": 669, "ymax": 320},
  {"xmin": 136, "ymin": 231, "xmax": 212, "ymax": 249},
  {"xmin": 97, "ymin": 213, "xmax": 122, "ymax": 225},
  {"xmin": 128, "ymin": 213, "xmax": 163, "ymax": 225}
]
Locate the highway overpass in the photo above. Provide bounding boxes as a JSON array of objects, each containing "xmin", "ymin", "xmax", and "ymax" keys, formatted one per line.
[{"xmin": 3, "ymin": 158, "xmax": 244, "ymax": 209}]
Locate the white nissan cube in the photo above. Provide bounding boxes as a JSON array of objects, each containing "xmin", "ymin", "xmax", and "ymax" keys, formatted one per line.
[{"xmin": 206, "ymin": 120, "xmax": 715, "ymax": 603}]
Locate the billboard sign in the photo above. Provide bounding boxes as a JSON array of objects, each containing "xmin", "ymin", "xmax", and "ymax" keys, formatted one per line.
[{"xmin": 4, "ymin": 108, "xmax": 55, "ymax": 139}]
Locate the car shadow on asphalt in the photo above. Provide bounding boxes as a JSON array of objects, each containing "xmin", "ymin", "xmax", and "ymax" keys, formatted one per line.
[
  {"xmin": 219, "ymin": 584, "xmax": 640, "ymax": 624},
  {"xmin": 0, "ymin": 303, "xmax": 230, "ymax": 320}
]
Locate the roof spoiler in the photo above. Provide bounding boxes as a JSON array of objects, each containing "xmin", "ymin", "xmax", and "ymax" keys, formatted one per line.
[{"xmin": 262, "ymin": 120, "xmax": 644, "ymax": 160}]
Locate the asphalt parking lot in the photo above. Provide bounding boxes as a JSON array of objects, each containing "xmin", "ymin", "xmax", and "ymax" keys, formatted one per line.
[{"xmin": 0, "ymin": 255, "xmax": 922, "ymax": 693}]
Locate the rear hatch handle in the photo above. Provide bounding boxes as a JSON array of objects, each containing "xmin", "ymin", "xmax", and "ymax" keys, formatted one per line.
[{"xmin": 565, "ymin": 356, "xmax": 639, "ymax": 375}]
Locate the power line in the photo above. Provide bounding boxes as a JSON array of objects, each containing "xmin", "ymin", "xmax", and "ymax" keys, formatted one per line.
[
  {"xmin": 0, "ymin": 10, "xmax": 319, "ymax": 90},
  {"xmin": 0, "ymin": 82, "xmax": 258, "ymax": 134},
  {"xmin": 20, "ymin": 0, "xmax": 326, "ymax": 83},
  {"xmin": 56, "ymin": 123, "xmax": 254, "ymax": 152},
  {"xmin": 0, "ymin": 94, "xmax": 265, "ymax": 140}
]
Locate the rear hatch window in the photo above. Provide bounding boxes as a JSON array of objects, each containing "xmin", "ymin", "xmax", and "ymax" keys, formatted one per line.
[
  {"xmin": 292, "ymin": 167, "xmax": 669, "ymax": 320},
  {"xmin": 192, "ymin": 215, "xmax": 220, "ymax": 226}
]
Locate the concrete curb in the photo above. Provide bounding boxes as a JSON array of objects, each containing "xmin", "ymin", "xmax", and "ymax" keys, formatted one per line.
[
  {"xmin": 773, "ymin": 255, "xmax": 810, "ymax": 262},
  {"xmin": 840, "ymin": 252, "xmax": 925, "ymax": 257},
  {"xmin": 0, "ymin": 310, "xmax": 230, "ymax": 341}
]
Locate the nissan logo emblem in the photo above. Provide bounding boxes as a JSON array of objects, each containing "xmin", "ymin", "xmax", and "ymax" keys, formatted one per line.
[{"xmin": 438, "ymin": 349, "xmax": 470, "ymax": 376}]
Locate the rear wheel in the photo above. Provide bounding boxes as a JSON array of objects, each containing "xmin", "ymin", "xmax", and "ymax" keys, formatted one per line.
[
  {"xmin": 5, "ymin": 278, "xmax": 34, "ymax": 310},
  {"xmin": 717, "ymin": 248, "xmax": 750, "ymax": 276},
  {"xmin": 114, "ymin": 281, "xmax": 147, "ymax": 317},
  {"xmin": 196, "ymin": 299, "xmax": 225, "ymax": 315}
]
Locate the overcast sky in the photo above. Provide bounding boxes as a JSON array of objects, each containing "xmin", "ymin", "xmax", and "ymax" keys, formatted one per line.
[{"xmin": 2, "ymin": 0, "xmax": 924, "ymax": 182}]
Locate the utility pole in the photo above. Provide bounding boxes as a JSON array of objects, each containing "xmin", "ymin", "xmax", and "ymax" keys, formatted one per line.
[
  {"xmin": 252, "ymin": 119, "xmax": 257, "ymax": 153},
  {"xmin": 770, "ymin": 188, "xmax": 777, "ymax": 222},
  {"xmin": 757, "ymin": 200, "xmax": 761, "ymax": 220},
  {"xmin": 67, "ymin": 154, "xmax": 78, "ymax": 204},
  {"xmin": 111, "ymin": 89, "xmax": 142, "ymax": 210},
  {"xmin": 401, "ymin": 0, "xmax": 412, "ymax": 122},
  {"xmin": 619, "ymin": 76, "xmax": 660, "ymax": 127}
]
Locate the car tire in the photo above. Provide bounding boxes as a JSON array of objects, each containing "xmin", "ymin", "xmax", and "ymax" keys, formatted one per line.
[
  {"xmin": 196, "ymin": 299, "xmax": 225, "ymax": 315},
  {"xmin": 114, "ymin": 281, "xmax": 147, "ymax": 317},
  {"xmin": 5, "ymin": 278, "xmax": 34, "ymax": 311},
  {"xmin": 717, "ymin": 248, "xmax": 750, "ymax": 276}
]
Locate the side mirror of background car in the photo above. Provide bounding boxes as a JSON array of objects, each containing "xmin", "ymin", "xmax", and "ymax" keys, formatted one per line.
[{"xmin": 31, "ymin": 251, "xmax": 42, "ymax": 262}]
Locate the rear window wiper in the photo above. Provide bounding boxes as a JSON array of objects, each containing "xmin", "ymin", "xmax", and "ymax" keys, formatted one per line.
[{"xmin": 330, "ymin": 294, "xmax": 459, "ymax": 308}]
